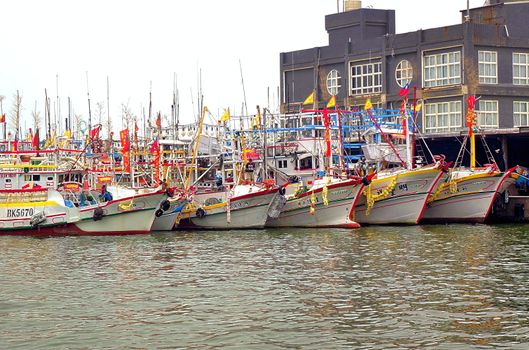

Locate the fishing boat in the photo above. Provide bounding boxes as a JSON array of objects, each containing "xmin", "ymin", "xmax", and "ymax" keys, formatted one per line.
[
  {"xmin": 178, "ymin": 183, "xmax": 280, "ymax": 229},
  {"xmin": 266, "ymin": 176, "xmax": 364, "ymax": 228},
  {"xmin": 0, "ymin": 187, "xmax": 79, "ymax": 237},
  {"xmin": 59, "ymin": 183, "xmax": 169, "ymax": 235},
  {"xmin": 354, "ymin": 163, "xmax": 445, "ymax": 224},
  {"xmin": 421, "ymin": 96, "xmax": 516, "ymax": 224}
]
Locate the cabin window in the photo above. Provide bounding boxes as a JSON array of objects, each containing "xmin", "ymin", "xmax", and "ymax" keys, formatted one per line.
[
  {"xmin": 277, "ymin": 159, "xmax": 288, "ymax": 169},
  {"xmin": 513, "ymin": 53, "xmax": 529, "ymax": 85},
  {"xmin": 423, "ymin": 51, "xmax": 461, "ymax": 87},
  {"xmin": 47, "ymin": 176, "xmax": 53, "ymax": 181},
  {"xmin": 32, "ymin": 175, "xmax": 41, "ymax": 181},
  {"xmin": 24, "ymin": 175, "xmax": 31, "ymax": 182},
  {"xmin": 478, "ymin": 51, "xmax": 498, "ymax": 84}
]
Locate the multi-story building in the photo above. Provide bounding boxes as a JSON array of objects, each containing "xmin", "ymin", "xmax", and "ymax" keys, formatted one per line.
[{"xmin": 279, "ymin": 0, "xmax": 529, "ymax": 168}]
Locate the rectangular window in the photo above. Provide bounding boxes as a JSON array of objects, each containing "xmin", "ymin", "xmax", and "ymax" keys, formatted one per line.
[
  {"xmin": 423, "ymin": 51, "xmax": 461, "ymax": 87},
  {"xmin": 477, "ymin": 100, "xmax": 499, "ymax": 128},
  {"xmin": 514, "ymin": 101, "xmax": 529, "ymax": 127},
  {"xmin": 478, "ymin": 51, "xmax": 498, "ymax": 84},
  {"xmin": 277, "ymin": 159, "xmax": 288, "ymax": 169},
  {"xmin": 423, "ymin": 101, "xmax": 462, "ymax": 133},
  {"xmin": 513, "ymin": 53, "xmax": 529, "ymax": 85},
  {"xmin": 349, "ymin": 61, "xmax": 382, "ymax": 95}
]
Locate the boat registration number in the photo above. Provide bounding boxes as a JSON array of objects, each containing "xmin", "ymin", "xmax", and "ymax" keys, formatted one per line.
[{"xmin": 6, "ymin": 208, "xmax": 35, "ymax": 218}]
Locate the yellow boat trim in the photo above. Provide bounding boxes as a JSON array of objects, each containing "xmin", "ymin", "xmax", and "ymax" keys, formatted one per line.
[
  {"xmin": 0, "ymin": 201, "xmax": 59, "ymax": 208},
  {"xmin": 204, "ymin": 202, "xmax": 227, "ymax": 210}
]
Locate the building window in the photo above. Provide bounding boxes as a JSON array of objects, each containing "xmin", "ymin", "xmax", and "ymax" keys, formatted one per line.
[
  {"xmin": 395, "ymin": 60, "xmax": 413, "ymax": 87},
  {"xmin": 513, "ymin": 53, "xmax": 529, "ymax": 85},
  {"xmin": 423, "ymin": 101, "xmax": 462, "ymax": 133},
  {"xmin": 277, "ymin": 159, "xmax": 288, "ymax": 169},
  {"xmin": 478, "ymin": 51, "xmax": 498, "ymax": 84},
  {"xmin": 514, "ymin": 101, "xmax": 529, "ymax": 127},
  {"xmin": 423, "ymin": 51, "xmax": 461, "ymax": 88},
  {"xmin": 349, "ymin": 61, "xmax": 382, "ymax": 95},
  {"xmin": 326, "ymin": 69, "xmax": 341, "ymax": 96},
  {"xmin": 477, "ymin": 100, "xmax": 498, "ymax": 128}
]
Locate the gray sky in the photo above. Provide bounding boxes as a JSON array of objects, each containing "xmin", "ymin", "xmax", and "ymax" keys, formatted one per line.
[{"xmin": 0, "ymin": 0, "xmax": 484, "ymax": 133}]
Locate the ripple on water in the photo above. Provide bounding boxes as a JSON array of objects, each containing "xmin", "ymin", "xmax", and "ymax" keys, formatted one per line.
[{"xmin": 1, "ymin": 225, "xmax": 529, "ymax": 349}]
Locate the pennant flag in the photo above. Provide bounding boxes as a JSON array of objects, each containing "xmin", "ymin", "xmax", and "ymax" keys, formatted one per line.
[
  {"xmin": 220, "ymin": 108, "xmax": 230, "ymax": 122},
  {"xmin": 365, "ymin": 99, "xmax": 373, "ymax": 111},
  {"xmin": 303, "ymin": 92, "xmax": 314, "ymax": 106},
  {"xmin": 412, "ymin": 103, "xmax": 422, "ymax": 113},
  {"xmin": 399, "ymin": 82, "xmax": 410, "ymax": 97},
  {"xmin": 27, "ymin": 128, "xmax": 33, "ymax": 142},
  {"xmin": 326, "ymin": 95, "xmax": 336, "ymax": 108},
  {"xmin": 149, "ymin": 139, "xmax": 159, "ymax": 154},
  {"xmin": 0, "ymin": 113, "xmax": 5, "ymax": 123},
  {"xmin": 155, "ymin": 113, "xmax": 162, "ymax": 129}
]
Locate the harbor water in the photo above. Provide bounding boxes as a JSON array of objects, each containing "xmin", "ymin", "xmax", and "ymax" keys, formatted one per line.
[{"xmin": 2, "ymin": 225, "xmax": 529, "ymax": 349}]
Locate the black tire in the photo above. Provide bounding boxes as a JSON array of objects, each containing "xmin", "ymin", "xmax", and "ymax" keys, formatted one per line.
[
  {"xmin": 196, "ymin": 208, "xmax": 206, "ymax": 218},
  {"xmin": 155, "ymin": 209, "xmax": 164, "ymax": 217},
  {"xmin": 279, "ymin": 187, "xmax": 286, "ymax": 196},
  {"xmin": 161, "ymin": 200, "xmax": 171, "ymax": 211},
  {"xmin": 93, "ymin": 208, "xmax": 104, "ymax": 221}
]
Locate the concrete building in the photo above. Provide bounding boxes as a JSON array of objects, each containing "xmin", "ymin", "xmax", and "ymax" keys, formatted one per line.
[{"xmin": 279, "ymin": 0, "xmax": 529, "ymax": 168}]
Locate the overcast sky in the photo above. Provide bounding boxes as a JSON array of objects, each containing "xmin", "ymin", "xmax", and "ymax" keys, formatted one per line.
[{"xmin": 0, "ymin": 0, "xmax": 485, "ymax": 133}]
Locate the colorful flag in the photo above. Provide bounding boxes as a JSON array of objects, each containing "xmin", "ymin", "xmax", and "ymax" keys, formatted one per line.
[
  {"xmin": 33, "ymin": 128, "xmax": 40, "ymax": 149},
  {"xmin": 303, "ymin": 92, "xmax": 314, "ymax": 106},
  {"xmin": 365, "ymin": 99, "xmax": 373, "ymax": 110},
  {"xmin": 220, "ymin": 108, "xmax": 230, "ymax": 122},
  {"xmin": 119, "ymin": 128, "xmax": 130, "ymax": 152},
  {"xmin": 399, "ymin": 82, "xmax": 410, "ymax": 97},
  {"xmin": 326, "ymin": 95, "xmax": 336, "ymax": 108},
  {"xmin": 0, "ymin": 114, "xmax": 5, "ymax": 123},
  {"xmin": 412, "ymin": 103, "xmax": 422, "ymax": 113},
  {"xmin": 155, "ymin": 113, "xmax": 162, "ymax": 129},
  {"xmin": 90, "ymin": 125, "xmax": 101, "ymax": 140}
]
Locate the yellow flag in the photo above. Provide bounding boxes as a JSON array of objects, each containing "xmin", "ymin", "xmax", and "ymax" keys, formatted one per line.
[
  {"xmin": 303, "ymin": 92, "xmax": 314, "ymax": 106},
  {"xmin": 365, "ymin": 99, "xmax": 373, "ymax": 110},
  {"xmin": 327, "ymin": 95, "xmax": 336, "ymax": 108},
  {"xmin": 220, "ymin": 108, "xmax": 230, "ymax": 122},
  {"xmin": 64, "ymin": 129, "xmax": 72, "ymax": 139},
  {"xmin": 412, "ymin": 102, "xmax": 422, "ymax": 113}
]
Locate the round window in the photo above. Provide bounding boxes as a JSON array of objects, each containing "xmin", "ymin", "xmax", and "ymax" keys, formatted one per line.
[
  {"xmin": 326, "ymin": 69, "xmax": 341, "ymax": 96},
  {"xmin": 395, "ymin": 60, "xmax": 413, "ymax": 87}
]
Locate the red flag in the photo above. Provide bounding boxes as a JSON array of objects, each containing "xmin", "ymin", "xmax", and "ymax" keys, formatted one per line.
[
  {"xmin": 119, "ymin": 129, "xmax": 130, "ymax": 152},
  {"xmin": 13, "ymin": 134, "xmax": 18, "ymax": 152},
  {"xmin": 323, "ymin": 109, "xmax": 331, "ymax": 157},
  {"xmin": 90, "ymin": 125, "xmax": 101, "ymax": 140},
  {"xmin": 466, "ymin": 95, "xmax": 477, "ymax": 136},
  {"xmin": 122, "ymin": 153, "xmax": 131, "ymax": 173},
  {"xmin": 399, "ymin": 82, "xmax": 410, "ymax": 97},
  {"xmin": 0, "ymin": 114, "xmax": 5, "ymax": 123},
  {"xmin": 32, "ymin": 128, "xmax": 40, "ymax": 149},
  {"xmin": 155, "ymin": 113, "xmax": 162, "ymax": 129}
]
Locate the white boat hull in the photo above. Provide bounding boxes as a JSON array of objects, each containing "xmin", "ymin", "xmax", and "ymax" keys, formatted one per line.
[
  {"xmin": 72, "ymin": 192, "xmax": 166, "ymax": 235},
  {"xmin": 354, "ymin": 168, "xmax": 443, "ymax": 225},
  {"xmin": 151, "ymin": 197, "xmax": 188, "ymax": 231},
  {"xmin": 266, "ymin": 179, "xmax": 362, "ymax": 228},
  {"xmin": 422, "ymin": 170, "xmax": 514, "ymax": 223},
  {"xmin": 178, "ymin": 188, "xmax": 278, "ymax": 229}
]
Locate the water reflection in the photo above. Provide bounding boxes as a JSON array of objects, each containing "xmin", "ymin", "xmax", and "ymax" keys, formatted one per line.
[{"xmin": 1, "ymin": 225, "xmax": 529, "ymax": 349}]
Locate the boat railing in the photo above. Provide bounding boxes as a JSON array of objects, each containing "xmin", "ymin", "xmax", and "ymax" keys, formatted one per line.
[{"xmin": 0, "ymin": 188, "xmax": 49, "ymax": 203}]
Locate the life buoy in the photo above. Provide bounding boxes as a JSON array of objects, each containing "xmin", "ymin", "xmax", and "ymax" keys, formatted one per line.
[
  {"xmin": 155, "ymin": 209, "xmax": 164, "ymax": 217},
  {"xmin": 196, "ymin": 208, "xmax": 206, "ymax": 218},
  {"xmin": 93, "ymin": 207, "xmax": 104, "ymax": 221},
  {"xmin": 160, "ymin": 200, "xmax": 171, "ymax": 211}
]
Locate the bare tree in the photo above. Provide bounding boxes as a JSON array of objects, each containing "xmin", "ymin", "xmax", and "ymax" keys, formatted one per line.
[
  {"xmin": 32, "ymin": 101, "xmax": 42, "ymax": 132},
  {"xmin": 121, "ymin": 102, "xmax": 135, "ymax": 130},
  {"xmin": 74, "ymin": 113, "xmax": 84, "ymax": 139},
  {"xmin": 95, "ymin": 101, "xmax": 105, "ymax": 126},
  {"xmin": 9, "ymin": 91, "xmax": 23, "ymax": 138},
  {"xmin": 0, "ymin": 94, "xmax": 5, "ymax": 115}
]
